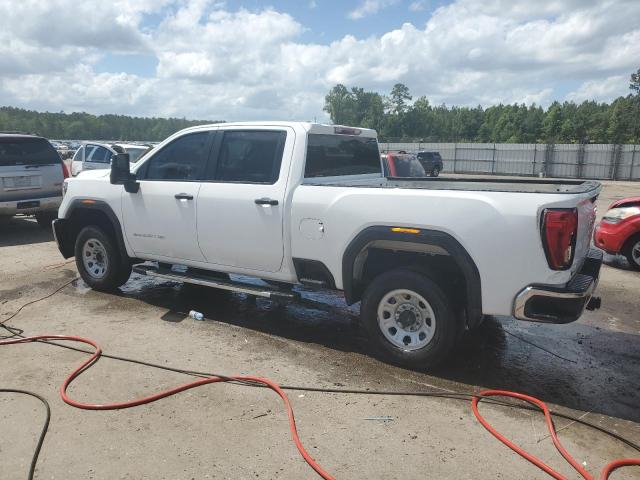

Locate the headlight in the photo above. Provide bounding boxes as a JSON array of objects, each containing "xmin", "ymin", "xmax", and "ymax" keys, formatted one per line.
[
  {"xmin": 62, "ymin": 179, "xmax": 69, "ymax": 197},
  {"xmin": 602, "ymin": 206, "xmax": 640, "ymax": 223}
]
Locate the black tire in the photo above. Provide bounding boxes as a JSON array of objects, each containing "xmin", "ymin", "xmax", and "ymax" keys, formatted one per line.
[
  {"xmin": 361, "ymin": 268, "xmax": 458, "ymax": 369},
  {"xmin": 430, "ymin": 166, "xmax": 440, "ymax": 177},
  {"xmin": 35, "ymin": 211, "xmax": 57, "ymax": 228},
  {"xmin": 622, "ymin": 234, "xmax": 640, "ymax": 271},
  {"xmin": 74, "ymin": 226, "xmax": 131, "ymax": 291}
]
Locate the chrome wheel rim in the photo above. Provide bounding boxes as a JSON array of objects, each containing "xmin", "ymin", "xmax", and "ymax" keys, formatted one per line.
[
  {"xmin": 377, "ymin": 289, "xmax": 436, "ymax": 351},
  {"xmin": 82, "ymin": 238, "xmax": 109, "ymax": 279},
  {"xmin": 632, "ymin": 240, "xmax": 640, "ymax": 265}
]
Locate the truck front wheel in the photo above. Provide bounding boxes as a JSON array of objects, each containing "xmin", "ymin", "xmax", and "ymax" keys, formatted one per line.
[
  {"xmin": 75, "ymin": 226, "xmax": 131, "ymax": 291},
  {"xmin": 361, "ymin": 268, "xmax": 458, "ymax": 369}
]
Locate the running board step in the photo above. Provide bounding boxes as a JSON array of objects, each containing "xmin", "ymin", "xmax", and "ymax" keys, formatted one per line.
[{"xmin": 133, "ymin": 264, "xmax": 299, "ymax": 301}]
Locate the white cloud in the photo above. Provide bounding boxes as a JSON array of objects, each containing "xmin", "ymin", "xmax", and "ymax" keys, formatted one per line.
[
  {"xmin": 567, "ymin": 75, "xmax": 629, "ymax": 103},
  {"xmin": 409, "ymin": 1, "xmax": 428, "ymax": 12},
  {"xmin": 348, "ymin": 0, "xmax": 399, "ymax": 20},
  {"xmin": 0, "ymin": 0, "xmax": 638, "ymax": 123}
]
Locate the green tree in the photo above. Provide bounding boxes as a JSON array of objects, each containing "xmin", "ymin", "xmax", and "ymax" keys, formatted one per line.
[{"xmin": 630, "ymin": 68, "xmax": 640, "ymax": 94}]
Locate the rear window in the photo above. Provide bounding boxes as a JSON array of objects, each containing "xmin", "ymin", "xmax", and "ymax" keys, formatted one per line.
[
  {"xmin": 0, "ymin": 137, "xmax": 60, "ymax": 167},
  {"xmin": 305, "ymin": 134, "xmax": 381, "ymax": 178}
]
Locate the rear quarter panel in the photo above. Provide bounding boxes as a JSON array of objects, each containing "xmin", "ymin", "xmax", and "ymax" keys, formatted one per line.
[{"xmin": 290, "ymin": 185, "xmax": 598, "ymax": 316}]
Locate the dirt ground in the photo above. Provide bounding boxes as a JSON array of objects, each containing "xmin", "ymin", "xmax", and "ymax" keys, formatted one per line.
[{"xmin": 1, "ymin": 179, "xmax": 639, "ymax": 480}]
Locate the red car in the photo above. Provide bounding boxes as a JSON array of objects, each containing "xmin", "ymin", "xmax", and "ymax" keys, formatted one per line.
[{"xmin": 594, "ymin": 196, "xmax": 640, "ymax": 270}]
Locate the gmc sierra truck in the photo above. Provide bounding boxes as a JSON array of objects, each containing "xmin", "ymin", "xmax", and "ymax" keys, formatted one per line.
[{"xmin": 52, "ymin": 122, "xmax": 603, "ymax": 368}]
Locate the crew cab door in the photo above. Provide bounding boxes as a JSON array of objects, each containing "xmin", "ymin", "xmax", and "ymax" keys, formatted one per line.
[
  {"xmin": 121, "ymin": 131, "xmax": 214, "ymax": 262},
  {"xmin": 197, "ymin": 127, "xmax": 292, "ymax": 272}
]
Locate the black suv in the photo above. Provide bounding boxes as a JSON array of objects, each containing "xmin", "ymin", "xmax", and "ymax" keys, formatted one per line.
[
  {"xmin": 0, "ymin": 132, "xmax": 67, "ymax": 227},
  {"xmin": 416, "ymin": 151, "xmax": 443, "ymax": 177}
]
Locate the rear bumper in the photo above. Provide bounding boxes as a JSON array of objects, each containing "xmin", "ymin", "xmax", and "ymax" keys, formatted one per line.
[
  {"xmin": 513, "ymin": 248, "xmax": 602, "ymax": 324},
  {"xmin": 52, "ymin": 218, "xmax": 75, "ymax": 258},
  {"xmin": 0, "ymin": 195, "xmax": 62, "ymax": 216}
]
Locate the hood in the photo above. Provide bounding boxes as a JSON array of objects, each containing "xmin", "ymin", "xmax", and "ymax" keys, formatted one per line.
[
  {"xmin": 76, "ymin": 169, "xmax": 110, "ymax": 180},
  {"xmin": 609, "ymin": 196, "xmax": 640, "ymax": 209}
]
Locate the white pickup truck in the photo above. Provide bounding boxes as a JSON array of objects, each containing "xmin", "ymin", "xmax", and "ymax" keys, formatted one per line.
[{"xmin": 53, "ymin": 122, "xmax": 603, "ymax": 368}]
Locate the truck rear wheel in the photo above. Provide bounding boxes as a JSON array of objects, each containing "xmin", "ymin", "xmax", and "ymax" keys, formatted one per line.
[
  {"xmin": 361, "ymin": 268, "xmax": 457, "ymax": 369},
  {"xmin": 75, "ymin": 226, "xmax": 131, "ymax": 291}
]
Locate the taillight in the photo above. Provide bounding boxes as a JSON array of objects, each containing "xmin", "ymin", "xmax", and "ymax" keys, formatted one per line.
[
  {"xmin": 541, "ymin": 208, "xmax": 578, "ymax": 270},
  {"xmin": 61, "ymin": 161, "xmax": 70, "ymax": 179}
]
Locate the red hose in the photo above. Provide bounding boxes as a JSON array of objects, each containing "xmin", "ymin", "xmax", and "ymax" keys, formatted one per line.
[
  {"xmin": 472, "ymin": 389, "xmax": 640, "ymax": 480},
  {"xmin": 2, "ymin": 335, "xmax": 638, "ymax": 479},
  {"xmin": 0, "ymin": 335, "xmax": 334, "ymax": 480}
]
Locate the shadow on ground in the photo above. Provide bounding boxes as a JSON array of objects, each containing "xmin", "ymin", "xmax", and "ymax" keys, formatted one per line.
[
  {"xmin": 602, "ymin": 252, "xmax": 636, "ymax": 272},
  {"xmin": 95, "ymin": 273, "xmax": 640, "ymax": 424},
  {"xmin": 0, "ymin": 216, "xmax": 53, "ymax": 247}
]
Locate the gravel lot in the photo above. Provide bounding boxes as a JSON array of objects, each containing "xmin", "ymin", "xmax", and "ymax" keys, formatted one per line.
[{"xmin": 1, "ymin": 179, "xmax": 639, "ymax": 479}]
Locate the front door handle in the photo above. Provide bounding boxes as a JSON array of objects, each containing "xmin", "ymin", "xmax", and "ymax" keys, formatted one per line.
[
  {"xmin": 175, "ymin": 193, "xmax": 194, "ymax": 200},
  {"xmin": 255, "ymin": 197, "xmax": 278, "ymax": 206}
]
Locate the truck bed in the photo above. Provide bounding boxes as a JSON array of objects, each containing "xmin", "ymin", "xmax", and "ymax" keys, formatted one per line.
[{"xmin": 305, "ymin": 176, "xmax": 602, "ymax": 194}]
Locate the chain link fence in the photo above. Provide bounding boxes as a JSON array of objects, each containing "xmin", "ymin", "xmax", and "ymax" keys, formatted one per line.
[{"xmin": 378, "ymin": 142, "xmax": 640, "ymax": 181}]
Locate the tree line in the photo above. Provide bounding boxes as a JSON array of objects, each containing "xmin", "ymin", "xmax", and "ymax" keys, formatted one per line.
[
  {"xmin": 0, "ymin": 107, "xmax": 221, "ymax": 141},
  {"xmin": 324, "ymin": 69, "xmax": 640, "ymax": 144}
]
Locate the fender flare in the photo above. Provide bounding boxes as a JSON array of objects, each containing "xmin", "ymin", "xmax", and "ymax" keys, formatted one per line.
[
  {"xmin": 342, "ymin": 226, "xmax": 482, "ymax": 325},
  {"xmin": 56, "ymin": 199, "xmax": 129, "ymax": 259}
]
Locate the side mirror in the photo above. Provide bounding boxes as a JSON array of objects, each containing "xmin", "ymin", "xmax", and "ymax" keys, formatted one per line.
[{"xmin": 110, "ymin": 153, "xmax": 139, "ymax": 193}]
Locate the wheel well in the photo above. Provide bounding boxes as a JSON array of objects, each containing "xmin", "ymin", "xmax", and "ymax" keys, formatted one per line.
[
  {"xmin": 69, "ymin": 209, "xmax": 115, "ymax": 242},
  {"xmin": 63, "ymin": 204, "xmax": 129, "ymax": 260},
  {"xmin": 342, "ymin": 227, "xmax": 483, "ymax": 329},
  {"xmin": 622, "ymin": 232, "xmax": 640, "ymax": 254},
  {"xmin": 360, "ymin": 248, "xmax": 467, "ymax": 314}
]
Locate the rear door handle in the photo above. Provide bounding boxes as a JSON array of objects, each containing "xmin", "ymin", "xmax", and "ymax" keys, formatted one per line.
[
  {"xmin": 175, "ymin": 193, "xmax": 194, "ymax": 200},
  {"xmin": 255, "ymin": 197, "xmax": 278, "ymax": 206}
]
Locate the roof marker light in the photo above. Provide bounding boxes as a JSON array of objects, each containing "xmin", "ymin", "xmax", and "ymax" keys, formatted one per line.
[{"xmin": 334, "ymin": 127, "xmax": 362, "ymax": 135}]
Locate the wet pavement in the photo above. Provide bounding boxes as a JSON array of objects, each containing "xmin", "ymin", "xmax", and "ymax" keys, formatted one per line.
[
  {"xmin": 1, "ymin": 179, "xmax": 640, "ymax": 479},
  {"xmin": 111, "ymin": 266, "xmax": 640, "ymax": 424}
]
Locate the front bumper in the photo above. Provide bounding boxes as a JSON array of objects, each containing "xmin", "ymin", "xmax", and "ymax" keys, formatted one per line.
[
  {"xmin": 0, "ymin": 195, "xmax": 62, "ymax": 216},
  {"xmin": 52, "ymin": 218, "xmax": 75, "ymax": 258},
  {"xmin": 513, "ymin": 248, "xmax": 602, "ymax": 323},
  {"xmin": 594, "ymin": 219, "xmax": 639, "ymax": 254}
]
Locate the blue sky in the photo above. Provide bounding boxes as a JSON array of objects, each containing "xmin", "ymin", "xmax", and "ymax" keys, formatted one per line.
[{"xmin": 0, "ymin": 0, "xmax": 637, "ymax": 120}]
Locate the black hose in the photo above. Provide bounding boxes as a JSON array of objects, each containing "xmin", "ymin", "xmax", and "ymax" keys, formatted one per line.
[{"xmin": 0, "ymin": 389, "xmax": 51, "ymax": 480}]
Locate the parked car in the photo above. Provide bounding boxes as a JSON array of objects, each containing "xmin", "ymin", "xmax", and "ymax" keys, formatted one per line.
[
  {"xmin": 53, "ymin": 122, "xmax": 602, "ymax": 369},
  {"xmin": 381, "ymin": 152, "xmax": 427, "ymax": 177},
  {"xmin": 594, "ymin": 197, "xmax": 640, "ymax": 270},
  {"xmin": 0, "ymin": 132, "xmax": 68, "ymax": 227},
  {"xmin": 71, "ymin": 142, "xmax": 151, "ymax": 176},
  {"xmin": 416, "ymin": 151, "xmax": 443, "ymax": 177}
]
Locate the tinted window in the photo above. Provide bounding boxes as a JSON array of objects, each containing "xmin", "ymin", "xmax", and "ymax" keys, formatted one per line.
[
  {"xmin": 394, "ymin": 155, "xmax": 426, "ymax": 177},
  {"xmin": 0, "ymin": 137, "xmax": 60, "ymax": 167},
  {"xmin": 87, "ymin": 146, "xmax": 112, "ymax": 163},
  {"xmin": 305, "ymin": 134, "xmax": 380, "ymax": 178},
  {"xmin": 212, "ymin": 130, "xmax": 286, "ymax": 184},
  {"xmin": 144, "ymin": 132, "xmax": 210, "ymax": 181},
  {"xmin": 417, "ymin": 152, "xmax": 433, "ymax": 161}
]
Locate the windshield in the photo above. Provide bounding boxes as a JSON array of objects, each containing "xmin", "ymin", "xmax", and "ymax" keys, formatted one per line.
[
  {"xmin": 305, "ymin": 134, "xmax": 381, "ymax": 178},
  {"xmin": 0, "ymin": 137, "xmax": 60, "ymax": 167},
  {"xmin": 125, "ymin": 147, "xmax": 149, "ymax": 163}
]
